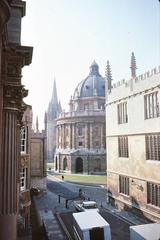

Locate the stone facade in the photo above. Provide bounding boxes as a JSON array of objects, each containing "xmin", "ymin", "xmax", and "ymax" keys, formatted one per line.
[
  {"xmin": 30, "ymin": 121, "xmax": 47, "ymax": 190},
  {"xmin": 55, "ymin": 61, "xmax": 106, "ymax": 174},
  {"xmin": 19, "ymin": 105, "xmax": 32, "ymax": 235},
  {"xmin": 106, "ymin": 54, "xmax": 160, "ymax": 222},
  {"xmin": 0, "ymin": 1, "xmax": 33, "ymax": 240}
]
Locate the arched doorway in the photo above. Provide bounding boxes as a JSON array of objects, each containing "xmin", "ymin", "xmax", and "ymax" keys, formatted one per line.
[
  {"xmin": 75, "ymin": 157, "xmax": 83, "ymax": 173},
  {"xmin": 94, "ymin": 158, "xmax": 101, "ymax": 172},
  {"xmin": 63, "ymin": 157, "xmax": 67, "ymax": 170},
  {"xmin": 55, "ymin": 157, "xmax": 58, "ymax": 171}
]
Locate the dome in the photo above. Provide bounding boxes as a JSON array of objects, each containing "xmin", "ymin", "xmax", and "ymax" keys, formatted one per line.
[{"xmin": 73, "ymin": 61, "xmax": 105, "ymax": 99}]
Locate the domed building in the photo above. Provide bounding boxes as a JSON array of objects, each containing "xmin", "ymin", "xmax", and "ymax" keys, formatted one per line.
[{"xmin": 55, "ymin": 61, "xmax": 106, "ymax": 174}]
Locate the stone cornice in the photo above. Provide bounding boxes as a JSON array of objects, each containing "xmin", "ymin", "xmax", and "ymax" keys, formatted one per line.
[
  {"xmin": 10, "ymin": 1, "xmax": 26, "ymax": 17},
  {"xmin": 0, "ymin": 0, "xmax": 10, "ymax": 31},
  {"xmin": 7, "ymin": 44, "xmax": 33, "ymax": 66},
  {"xmin": 106, "ymin": 84, "xmax": 160, "ymax": 106}
]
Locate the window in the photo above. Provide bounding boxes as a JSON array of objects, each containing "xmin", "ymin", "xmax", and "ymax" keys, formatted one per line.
[
  {"xmin": 78, "ymin": 141, "xmax": 83, "ymax": 146},
  {"xmin": 145, "ymin": 134, "xmax": 160, "ymax": 161},
  {"xmin": 117, "ymin": 102, "xmax": 128, "ymax": 124},
  {"xmin": 84, "ymin": 104, "xmax": 89, "ymax": 110},
  {"xmin": 78, "ymin": 126, "xmax": 83, "ymax": 136},
  {"xmin": 144, "ymin": 91, "xmax": 159, "ymax": 119},
  {"xmin": 119, "ymin": 175, "xmax": 130, "ymax": 195},
  {"xmin": 20, "ymin": 168, "xmax": 27, "ymax": 191},
  {"xmin": 20, "ymin": 127, "xmax": 27, "ymax": 153},
  {"xmin": 118, "ymin": 136, "xmax": 129, "ymax": 158},
  {"xmin": 147, "ymin": 182, "xmax": 160, "ymax": 208},
  {"xmin": 95, "ymin": 141, "xmax": 99, "ymax": 147}
]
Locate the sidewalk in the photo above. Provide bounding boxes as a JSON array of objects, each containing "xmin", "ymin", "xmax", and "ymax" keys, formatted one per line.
[{"xmin": 33, "ymin": 190, "xmax": 70, "ymax": 240}]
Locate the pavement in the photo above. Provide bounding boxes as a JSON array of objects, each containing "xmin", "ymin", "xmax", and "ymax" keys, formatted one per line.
[{"xmin": 33, "ymin": 173, "xmax": 150, "ymax": 239}]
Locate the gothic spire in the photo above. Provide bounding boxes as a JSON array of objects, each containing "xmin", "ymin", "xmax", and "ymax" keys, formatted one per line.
[
  {"xmin": 130, "ymin": 52, "xmax": 137, "ymax": 78},
  {"xmin": 51, "ymin": 78, "xmax": 58, "ymax": 106},
  {"xmin": 44, "ymin": 111, "xmax": 47, "ymax": 130},
  {"xmin": 36, "ymin": 115, "xmax": 39, "ymax": 133},
  {"xmin": 105, "ymin": 60, "xmax": 113, "ymax": 92}
]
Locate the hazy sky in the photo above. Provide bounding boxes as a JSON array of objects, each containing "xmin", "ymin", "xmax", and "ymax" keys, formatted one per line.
[{"xmin": 21, "ymin": 0, "xmax": 160, "ymax": 130}]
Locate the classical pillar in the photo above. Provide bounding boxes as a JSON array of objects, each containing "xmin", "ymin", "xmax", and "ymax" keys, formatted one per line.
[
  {"xmin": 73, "ymin": 123, "xmax": 76, "ymax": 149},
  {"xmin": 63, "ymin": 124, "xmax": 65, "ymax": 149},
  {"xmin": 0, "ymin": 84, "xmax": 28, "ymax": 240},
  {"xmin": 90, "ymin": 123, "xmax": 93, "ymax": 149},
  {"xmin": 100, "ymin": 123, "xmax": 103, "ymax": 149},
  {"xmin": 85, "ymin": 123, "xmax": 89, "ymax": 149},
  {"xmin": 69, "ymin": 123, "xmax": 72, "ymax": 149},
  {"xmin": 0, "ymin": 46, "xmax": 32, "ymax": 240},
  {"xmin": 56, "ymin": 125, "xmax": 58, "ymax": 149},
  {"xmin": 0, "ymin": 0, "xmax": 10, "ymax": 177}
]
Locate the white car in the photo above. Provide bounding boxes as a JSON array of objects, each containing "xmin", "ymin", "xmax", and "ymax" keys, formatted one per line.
[{"xmin": 73, "ymin": 200, "xmax": 99, "ymax": 212}]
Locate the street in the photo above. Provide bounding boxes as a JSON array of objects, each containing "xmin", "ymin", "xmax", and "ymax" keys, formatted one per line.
[{"xmin": 46, "ymin": 174, "xmax": 131, "ymax": 239}]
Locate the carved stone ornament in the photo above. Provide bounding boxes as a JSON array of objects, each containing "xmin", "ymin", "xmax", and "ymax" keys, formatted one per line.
[
  {"xmin": 7, "ymin": 63, "xmax": 21, "ymax": 77},
  {"xmin": 3, "ymin": 84, "xmax": 28, "ymax": 111}
]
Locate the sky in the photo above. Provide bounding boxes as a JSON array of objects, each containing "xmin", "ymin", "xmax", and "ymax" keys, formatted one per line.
[{"xmin": 21, "ymin": 0, "xmax": 160, "ymax": 130}]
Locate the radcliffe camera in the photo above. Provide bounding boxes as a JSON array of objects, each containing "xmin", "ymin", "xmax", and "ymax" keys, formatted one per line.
[{"xmin": 0, "ymin": 1, "xmax": 160, "ymax": 240}]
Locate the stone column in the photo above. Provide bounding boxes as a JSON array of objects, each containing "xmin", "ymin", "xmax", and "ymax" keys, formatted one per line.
[
  {"xmin": 60, "ymin": 125, "xmax": 62, "ymax": 148},
  {"xmin": 69, "ymin": 123, "xmax": 72, "ymax": 149},
  {"xmin": 56, "ymin": 125, "xmax": 59, "ymax": 149},
  {"xmin": 74, "ymin": 123, "xmax": 76, "ymax": 149},
  {"xmin": 0, "ymin": 84, "xmax": 28, "ymax": 240},
  {"xmin": 85, "ymin": 123, "xmax": 89, "ymax": 149},
  {"xmin": 63, "ymin": 124, "xmax": 65, "ymax": 149},
  {"xmin": 0, "ymin": 46, "xmax": 32, "ymax": 240},
  {"xmin": 90, "ymin": 123, "xmax": 93, "ymax": 149},
  {"xmin": 100, "ymin": 123, "xmax": 103, "ymax": 149}
]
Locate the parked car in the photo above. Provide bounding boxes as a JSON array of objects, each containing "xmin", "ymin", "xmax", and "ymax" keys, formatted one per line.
[
  {"xmin": 30, "ymin": 187, "xmax": 40, "ymax": 196},
  {"xmin": 73, "ymin": 200, "xmax": 99, "ymax": 212}
]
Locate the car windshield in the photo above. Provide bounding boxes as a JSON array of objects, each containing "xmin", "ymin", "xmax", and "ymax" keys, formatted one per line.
[{"xmin": 83, "ymin": 205, "xmax": 97, "ymax": 209}]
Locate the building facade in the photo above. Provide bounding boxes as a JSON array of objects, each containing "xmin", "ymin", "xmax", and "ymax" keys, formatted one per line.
[
  {"xmin": 106, "ymin": 53, "xmax": 160, "ymax": 222},
  {"xmin": 47, "ymin": 79, "xmax": 61, "ymax": 162},
  {"xmin": 30, "ymin": 117, "xmax": 47, "ymax": 190},
  {"xmin": 19, "ymin": 105, "xmax": 32, "ymax": 235},
  {"xmin": 0, "ymin": 1, "xmax": 33, "ymax": 240},
  {"xmin": 55, "ymin": 61, "xmax": 106, "ymax": 174}
]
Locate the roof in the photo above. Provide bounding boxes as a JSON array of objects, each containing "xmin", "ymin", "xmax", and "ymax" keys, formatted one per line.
[
  {"xmin": 73, "ymin": 211, "xmax": 110, "ymax": 230},
  {"xmin": 130, "ymin": 223, "xmax": 160, "ymax": 240}
]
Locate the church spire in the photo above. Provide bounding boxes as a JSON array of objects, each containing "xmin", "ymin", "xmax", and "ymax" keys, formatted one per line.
[
  {"xmin": 44, "ymin": 111, "xmax": 47, "ymax": 131},
  {"xmin": 36, "ymin": 115, "xmax": 39, "ymax": 133},
  {"xmin": 130, "ymin": 52, "xmax": 137, "ymax": 78},
  {"xmin": 51, "ymin": 77, "xmax": 58, "ymax": 106},
  {"xmin": 105, "ymin": 60, "xmax": 113, "ymax": 92}
]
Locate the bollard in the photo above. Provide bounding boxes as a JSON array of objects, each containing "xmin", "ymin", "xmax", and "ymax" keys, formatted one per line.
[
  {"xmin": 58, "ymin": 194, "xmax": 61, "ymax": 203},
  {"xmin": 65, "ymin": 199, "xmax": 68, "ymax": 208}
]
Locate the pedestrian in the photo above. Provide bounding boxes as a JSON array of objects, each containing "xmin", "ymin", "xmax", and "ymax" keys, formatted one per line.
[{"xmin": 62, "ymin": 175, "xmax": 64, "ymax": 181}]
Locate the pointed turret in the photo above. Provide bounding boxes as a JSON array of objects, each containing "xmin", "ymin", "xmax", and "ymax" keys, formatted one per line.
[
  {"xmin": 36, "ymin": 116, "xmax": 39, "ymax": 133},
  {"xmin": 44, "ymin": 111, "xmax": 47, "ymax": 130},
  {"xmin": 130, "ymin": 52, "xmax": 137, "ymax": 78},
  {"xmin": 51, "ymin": 78, "xmax": 58, "ymax": 106},
  {"xmin": 105, "ymin": 60, "xmax": 113, "ymax": 92}
]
